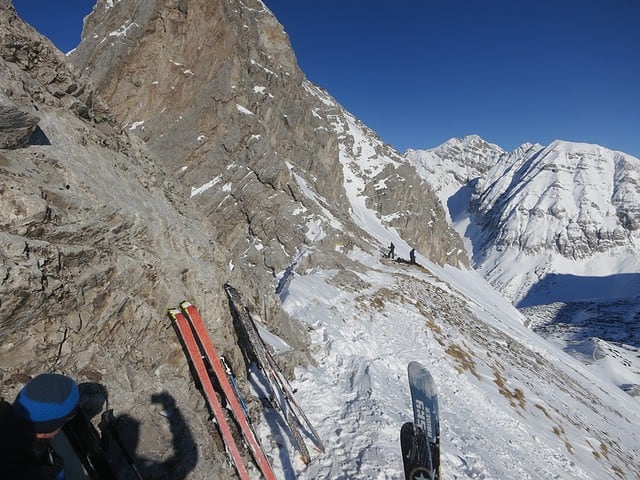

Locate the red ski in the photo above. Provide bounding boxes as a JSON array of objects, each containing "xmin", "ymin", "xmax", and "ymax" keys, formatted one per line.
[
  {"xmin": 168, "ymin": 308, "xmax": 251, "ymax": 480},
  {"xmin": 179, "ymin": 302, "xmax": 277, "ymax": 480}
]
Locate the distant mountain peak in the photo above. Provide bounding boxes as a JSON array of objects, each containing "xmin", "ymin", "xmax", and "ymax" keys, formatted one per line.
[{"xmin": 407, "ymin": 136, "xmax": 640, "ymax": 302}]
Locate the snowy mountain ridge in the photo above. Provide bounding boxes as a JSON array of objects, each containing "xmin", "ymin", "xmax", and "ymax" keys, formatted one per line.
[
  {"xmin": 406, "ymin": 137, "xmax": 640, "ymax": 303},
  {"xmin": 269, "ymin": 120, "xmax": 640, "ymax": 478},
  {"xmin": 2, "ymin": 1, "xmax": 640, "ymax": 478},
  {"xmin": 405, "ymin": 136, "xmax": 640, "ymax": 408},
  {"xmin": 262, "ymin": 107, "xmax": 640, "ymax": 477},
  {"xmin": 276, "ymin": 257, "xmax": 640, "ymax": 479}
]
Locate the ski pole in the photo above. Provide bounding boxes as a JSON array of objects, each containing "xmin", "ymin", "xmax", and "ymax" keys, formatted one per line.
[{"xmin": 99, "ymin": 409, "xmax": 144, "ymax": 480}]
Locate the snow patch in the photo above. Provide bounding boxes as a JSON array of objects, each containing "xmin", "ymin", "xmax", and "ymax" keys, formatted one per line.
[
  {"xmin": 236, "ymin": 104, "xmax": 255, "ymax": 115},
  {"xmin": 190, "ymin": 176, "xmax": 222, "ymax": 198},
  {"xmin": 108, "ymin": 21, "xmax": 137, "ymax": 38}
]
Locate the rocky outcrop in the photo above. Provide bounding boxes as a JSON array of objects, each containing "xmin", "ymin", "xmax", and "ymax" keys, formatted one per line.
[
  {"xmin": 0, "ymin": 93, "xmax": 39, "ymax": 148},
  {"xmin": 71, "ymin": 0, "xmax": 466, "ymax": 269},
  {"xmin": 0, "ymin": 0, "xmax": 129, "ymax": 157},
  {"xmin": 0, "ymin": 2, "xmax": 266, "ymax": 476}
]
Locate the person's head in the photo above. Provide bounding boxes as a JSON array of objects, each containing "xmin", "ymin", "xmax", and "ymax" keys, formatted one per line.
[{"xmin": 13, "ymin": 373, "xmax": 79, "ymax": 438}]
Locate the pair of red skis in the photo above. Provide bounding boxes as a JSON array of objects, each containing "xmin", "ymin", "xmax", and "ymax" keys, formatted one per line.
[{"xmin": 168, "ymin": 302, "xmax": 276, "ymax": 480}]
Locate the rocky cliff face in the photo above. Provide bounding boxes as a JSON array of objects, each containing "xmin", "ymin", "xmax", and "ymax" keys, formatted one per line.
[
  {"xmin": 1, "ymin": 0, "xmax": 465, "ymax": 478},
  {"xmin": 0, "ymin": 2, "xmax": 252, "ymax": 476},
  {"xmin": 71, "ymin": 0, "xmax": 465, "ymax": 271}
]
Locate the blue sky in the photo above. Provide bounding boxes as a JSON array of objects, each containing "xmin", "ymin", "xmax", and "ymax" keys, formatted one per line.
[{"xmin": 12, "ymin": 0, "xmax": 640, "ymax": 157}]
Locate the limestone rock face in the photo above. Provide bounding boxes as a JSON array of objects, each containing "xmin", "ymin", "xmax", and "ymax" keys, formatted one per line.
[
  {"xmin": 71, "ymin": 0, "xmax": 466, "ymax": 269},
  {"xmin": 1, "ymin": 1, "xmax": 466, "ymax": 478},
  {"xmin": 0, "ymin": 2, "xmax": 258, "ymax": 477},
  {"xmin": 0, "ymin": 4, "xmax": 116, "ymax": 128},
  {"xmin": 0, "ymin": 93, "xmax": 40, "ymax": 148}
]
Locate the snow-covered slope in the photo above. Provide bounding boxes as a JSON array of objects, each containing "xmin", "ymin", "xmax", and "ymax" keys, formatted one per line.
[
  {"xmin": 243, "ymin": 125, "xmax": 640, "ymax": 479},
  {"xmin": 6, "ymin": 1, "xmax": 637, "ymax": 478},
  {"xmin": 406, "ymin": 137, "xmax": 640, "ymax": 404},
  {"xmin": 408, "ymin": 137, "xmax": 640, "ymax": 304},
  {"xmin": 474, "ymin": 140, "xmax": 640, "ymax": 302},
  {"xmin": 406, "ymin": 135, "xmax": 507, "ymax": 216},
  {"xmin": 267, "ymin": 248, "xmax": 640, "ymax": 479}
]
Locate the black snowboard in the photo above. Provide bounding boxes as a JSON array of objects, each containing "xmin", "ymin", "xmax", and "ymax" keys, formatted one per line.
[{"xmin": 400, "ymin": 421, "xmax": 434, "ymax": 480}]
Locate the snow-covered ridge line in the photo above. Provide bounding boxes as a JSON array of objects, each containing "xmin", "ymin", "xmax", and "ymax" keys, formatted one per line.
[{"xmin": 406, "ymin": 135, "xmax": 640, "ymax": 302}]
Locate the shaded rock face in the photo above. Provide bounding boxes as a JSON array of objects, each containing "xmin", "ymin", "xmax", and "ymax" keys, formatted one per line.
[
  {"xmin": 0, "ymin": 1, "xmax": 153, "ymax": 341},
  {"xmin": 0, "ymin": 93, "xmax": 40, "ymax": 148}
]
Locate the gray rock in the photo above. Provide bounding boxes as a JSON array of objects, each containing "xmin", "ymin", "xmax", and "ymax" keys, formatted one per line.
[{"xmin": 0, "ymin": 94, "xmax": 40, "ymax": 148}]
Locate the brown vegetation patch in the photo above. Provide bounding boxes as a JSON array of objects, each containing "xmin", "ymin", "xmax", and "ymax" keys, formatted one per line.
[
  {"xmin": 357, "ymin": 287, "xmax": 402, "ymax": 312},
  {"xmin": 425, "ymin": 317, "xmax": 443, "ymax": 336},
  {"xmin": 492, "ymin": 365, "xmax": 526, "ymax": 410},
  {"xmin": 535, "ymin": 403, "xmax": 552, "ymax": 419},
  {"xmin": 600, "ymin": 442, "xmax": 609, "ymax": 460},
  {"xmin": 446, "ymin": 343, "xmax": 480, "ymax": 379},
  {"xmin": 612, "ymin": 465, "xmax": 625, "ymax": 478}
]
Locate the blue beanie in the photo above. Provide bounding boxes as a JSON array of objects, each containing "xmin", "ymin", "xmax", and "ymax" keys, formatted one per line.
[{"xmin": 13, "ymin": 373, "xmax": 79, "ymax": 434}]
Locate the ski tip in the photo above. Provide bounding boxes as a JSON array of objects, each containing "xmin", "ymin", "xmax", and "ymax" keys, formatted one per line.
[
  {"xmin": 408, "ymin": 361, "xmax": 433, "ymax": 378},
  {"xmin": 167, "ymin": 307, "xmax": 181, "ymax": 318},
  {"xmin": 408, "ymin": 360, "xmax": 425, "ymax": 371},
  {"xmin": 179, "ymin": 300, "xmax": 193, "ymax": 309},
  {"xmin": 408, "ymin": 362, "xmax": 438, "ymax": 399},
  {"xmin": 223, "ymin": 283, "xmax": 240, "ymax": 299}
]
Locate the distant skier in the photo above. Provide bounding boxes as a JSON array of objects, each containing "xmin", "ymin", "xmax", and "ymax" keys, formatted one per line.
[
  {"xmin": 387, "ymin": 242, "xmax": 395, "ymax": 259},
  {"xmin": 409, "ymin": 248, "xmax": 416, "ymax": 265}
]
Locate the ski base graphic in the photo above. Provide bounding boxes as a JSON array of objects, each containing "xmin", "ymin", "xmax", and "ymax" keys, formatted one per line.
[{"xmin": 403, "ymin": 361, "xmax": 440, "ymax": 480}]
